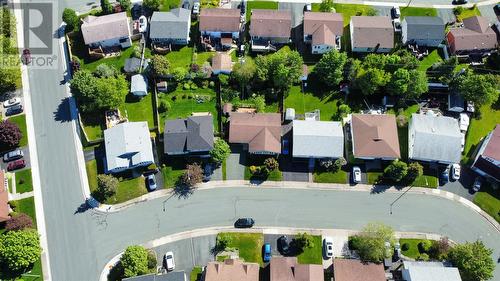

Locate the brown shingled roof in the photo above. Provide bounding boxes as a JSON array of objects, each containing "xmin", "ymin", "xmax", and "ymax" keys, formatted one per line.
[
  {"xmin": 304, "ymin": 12, "xmax": 344, "ymax": 46},
  {"xmin": 211, "ymin": 52, "xmax": 233, "ymax": 72},
  {"xmin": 473, "ymin": 125, "xmax": 500, "ymax": 181},
  {"xmin": 350, "ymin": 16, "xmax": 394, "ymax": 49},
  {"xmin": 199, "ymin": 8, "xmax": 241, "ymax": 32},
  {"xmin": 204, "ymin": 259, "xmax": 259, "ymax": 281},
  {"xmin": 447, "ymin": 16, "xmax": 498, "ymax": 52},
  {"xmin": 0, "ymin": 170, "xmax": 10, "ymax": 223},
  {"xmin": 351, "ymin": 114, "xmax": 400, "ymax": 159},
  {"xmin": 333, "ymin": 259, "xmax": 386, "ymax": 281},
  {"xmin": 250, "ymin": 9, "xmax": 291, "ymax": 38},
  {"xmin": 229, "ymin": 112, "xmax": 281, "ymax": 154},
  {"xmin": 270, "ymin": 257, "xmax": 324, "ymax": 281}
]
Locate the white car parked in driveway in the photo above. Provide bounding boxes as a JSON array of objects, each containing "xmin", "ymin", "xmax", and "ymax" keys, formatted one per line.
[
  {"xmin": 352, "ymin": 166, "xmax": 361, "ymax": 183},
  {"xmin": 164, "ymin": 251, "xmax": 175, "ymax": 271},
  {"xmin": 138, "ymin": 16, "xmax": 147, "ymax": 33},
  {"xmin": 3, "ymin": 98, "xmax": 21, "ymax": 108},
  {"xmin": 459, "ymin": 113, "xmax": 469, "ymax": 132},
  {"xmin": 323, "ymin": 236, "xmax": 334, "ymax": 258},
  {"xmin": 451, "ymin": 164, "xmax": 460, "ymax": 181}
]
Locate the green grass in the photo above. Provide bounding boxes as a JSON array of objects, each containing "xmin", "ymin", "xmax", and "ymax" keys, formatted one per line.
[
  {"xmin": 244, "ymin": 167, "xmax": 283, "ymax": 181},
  {"xmin": 455, "ymin": 6, "xmax": 481, "ymax": 22},
  {"xmin": 285, "ymin": 86, "xmax": 341, "ymax": 121},
  {"xmin": 82, "ymin": 42, "xmax": 139, "ymax": 72},
  {"xmin": 8, "ymin": 114, "xmax": 28, "ymax": 147},
  {"xmin": 81, "ymin": 114, "xmax": 105, "ymax": 141},
  {"xmin": 195, "ymin": 52, "xmax": 214, "ymax": 66},
  {"xmin": 367, "ymin": 171, "xmax": 383, "ymax": 184},
  {"xmin": 412, "ymin": 174, "xmax": 438, "ymax": 188},
  {"xmin": 313, "ymin": 169, "xmax": 348, "ymax": 183},
  {"xmin": 86, "ymin": 160, "xmax": 98, "ymax": 191},
  {"xmin": 400, "ymin": 7, "xmax": 437, "ymax": 18},
  {"xmin": 13, "ymin": 196, "xmax": 37, "ymax": 226},
  {"xmin": 417, "ymin": 49, "xmax": 443, "ymax": 72},
  {"xmin": 160, "ymin": 0, "xmax": 180, "ymax": 11},
  {"xmin": 120, "ymin": 94, "xmax": 155, "ymax": 129},
  {"xmin": 473, "ymin": 184, "xmax": 500, "ymax": 223},
  {"xmin": 222, "ymin": 158, "xmax": 227, "ymax": 181},
  {"xmin": 297, "ymin": 235, "xmax": 322, "ymax": 264},
  {"xmin": 161, "ymin": 165, "xmax": 185, "ymax": 188},
  {"xmin": 166, "ymin": 46, "xmax": 194, "ymax": 69},
  {"xmin": 463, "ymin": 103, "xmax": 500, "ymax": 164},
  {"xmin": 218, "ymin": 232, "xmax": 264, "ymax": 265},
  {"xmin": 15, "ymin": 169, "xmax": 33, "ymax": 193},
  {"xmin": 331, "ymin": 4, "xmax": 378, "ymax": 26},
  {"xmin": 246, "ymin": 1, "xmax": 279, "ymax": 21},
  {"xmin": 399, "ymin": 238, "xmax": 430, "ymax": 259},
  {"xmin": 190, "ymin": 266, "xmax": 203, "ymax": 281},
  {"xmin": 158, "ymin": 87, "xmax": 219, "ymax": 133}
]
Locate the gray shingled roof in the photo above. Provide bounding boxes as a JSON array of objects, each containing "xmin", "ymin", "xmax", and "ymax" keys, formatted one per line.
[
  {"xmin": 292, "ymin": 120, "xmax": 344, "ymax": 158},
  {"xmin": 123, "ymin": 272, "xmax": 186, "ymax": 281},
  {"xmin": 150, "ymin": 9, "xmax": 191, "ymax": 40},
  {"xmin": 403, "ymin": 262, "xmax": 462, "ymax": 281},
  {"xmin": 409, "ymin": 114, "xmax": 462, "ymax": 164},
  {"xmin": 403, "ymin": 16, "xmax": 445, "ymax": 41},
  {"xmin": 81, "ymin": 12, "xmax": 130, "ymax": 45},
  {"xmin": 104, "ymin": 122, "xmax": 154, "ymax": 172},
  {"xmin": 164, "ymin": 116, "xmax": 214, "ymax": 154}
]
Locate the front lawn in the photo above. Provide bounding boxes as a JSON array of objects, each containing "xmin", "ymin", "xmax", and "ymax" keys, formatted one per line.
[
  {"xmin": 244, "ymin": 166, "xmax": 282, "ymax": 181},
  {"xmin": 284, "ymin": 86, "xmax": 341, "ymax": 121},
  {"xmin": 399, "ymin": 238, "xmax": 432, "ymax": 259},
  {"xmin": 190, "ymin": 266, "xmax": 203, "ymax": 281},
  {"xmin": 12, "ymin": 196, "xmax": 37, "ymax": 226},
  {"xmin": 120, "ymin": 94, "xmax": 155, "ymax": 129},
  {"xmin": 367, "ymin": 171, "xmax": 383, "ymax": 184},
  {"xmin": 8, "ymin": 114, "xmax": 28, "ymax": 147},
  {"xmin": 455, "ymin": 6, "xmax": 481, "ymax": 22},
  {"xmin": 463, "ymin": 103, "xmax": 499, "ymax": 163},
  {"xmin": 473, "ymin": 184, "xmax": 500, "ymax": 223},
  {"xmin": 218, "ymin": 232, "xmax": 264, "ymax": 265},
  {"xmin": 158, "ymin": 87, "xmax": 219, "ymax": 133},
  {"xmin": 15, "ymin": 169, "xmax": 33, "ymax": 193},
  {"xmin": 313, "ymin": 169, "xmax": 348, "ymax": 183},
  {"xmin": 86, "ymin": 159, "xmax": 98, "ymax": 191},
  {"xmin": 160, "ymin": 0, "xmax": 180, "ymax": 11},
  {"xmin": 412, "ymin": 174, "xmax": 438, "ymax": 188},
  {"xmin": 161, "ymin": 164, "xmax": 185, "ymax": 188},
  {"xmin": 400, "ymin": 7, "xmax": 437, "ymax": 18},
  {"xmin": 297, "ymin": 235, "xmax": 322, "ymax": 264},
  {"xmin": 246, "ymin": 1, "xmax": 278, "ymax": 21},
  {"xmin": 330, "ymin": 4, "xmax": 378, "ymax": 26}
]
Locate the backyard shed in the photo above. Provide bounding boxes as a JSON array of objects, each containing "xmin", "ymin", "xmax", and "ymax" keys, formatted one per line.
[{"xmin": 131, "ymin": 74, "xmax": 148, "ymax": 97}]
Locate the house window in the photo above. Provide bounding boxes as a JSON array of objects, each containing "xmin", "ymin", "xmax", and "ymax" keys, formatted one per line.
[{"xmin": 119, "ymin": 38, "xmax": 128, "ymax": 43}]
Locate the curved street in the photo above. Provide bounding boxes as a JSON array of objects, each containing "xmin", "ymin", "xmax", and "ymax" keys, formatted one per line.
[{"xmin": 21, "ymin": 1, "xmax": 500, "ymax": 281}]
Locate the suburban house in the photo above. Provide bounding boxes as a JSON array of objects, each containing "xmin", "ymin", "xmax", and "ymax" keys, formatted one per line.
[
  {"xmin": 199, "ymin": 8, "xmax": 241, "ymax": 44},
  {"xmin": 0, "ymin": 170, "xmax": 10, "ymax": 223},
  {"xmin": 163, "ymin": 115, "xmax": 214, "ymax": 156},
  {"xmin": 104, "ymin": 122, "xmax": 154, "ymax": 174},
  {"xmin": 350, "ymin": 16, "xmax": 394, "ymax": 53},
  {"xmin": 447, "ymin": 16, "xmax": 498, "ymax": 56},
  {"xmin": 211, "ymin": 52, "xmax": 233, "ymax": 75},
  {"xmin": 204, "ymin": 259, "xmax": 259, "ymax": 281},
  {"xmin": 270, "ymin": 257, "xmax": 323, "ymax": 281},
  {"xmin": 149, "ymin": 9, "xmax": 191, "ymax": 46},
  {"xmin": 401, "ymin": 16, "xmax": 445, "ymax": 47},
  {"xmin": 250, "ymin": 9, "xmax": 292, "ymax": 52},
  {"xmin": 131, "ymin": 74, "xmax": 148, "ymax": 97},
  {"xmin": 123, "ymin": 271, "xmax": 187, "ymax": 281},
  {"xmin": 351, "ymin": 114, "xmax": 400, "ymax": 160},
  {"xmin": 333, "ymin": 259, "xmax": 386, "ymax": 281},
  {"xmin": 81, "ymin": 12, "xmax": 132, "ymax": 49},
  {"xmin": 292, "ymin": 120, "xmax": 344, "ymax": 166},
  {"xmin": 408, "ymin": 113, "xmax": 462, "ymax": 165},
  {"xmin": 229, "ymin": 112, "xmax": 282, "ymax": 155},
  {"xmin": 471, "ymin": 125, "xmax": 500, "ymax": 182},
  {"xmin": 402, "ymin": 261, "xmax": 462, "ymax": 281},
  {"xmin": 303, "ymin": 12, "xmax": 344, "ymax": 54}
]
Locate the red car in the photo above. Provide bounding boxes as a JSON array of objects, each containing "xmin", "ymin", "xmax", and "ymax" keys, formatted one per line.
[
  {"xmin": 7, "ymin": 159, "xmax": 26, "ymax": 171},
  {"xmin": 21, "ymin": 49, "xmax": 31, "ymax": 65}
]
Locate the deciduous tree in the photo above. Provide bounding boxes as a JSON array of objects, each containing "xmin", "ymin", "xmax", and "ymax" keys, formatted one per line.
[
  {"xmin": 384, "ymin": 159, "xmax": 408, "ymax": 182},
  {"xmin": 354, "ymin": 68, "xmax": 389, "ymax": 95},
  {"xmin": 118, "ymin": 0, "xmax": 132, "ymax": 11},
  {"xmin": 255, "ymin": 49, "xmax": 303, "ymax": 95},
  {"xmin": 313, "ymin": 50, "xmax": 347, "ymax": 87},
  {"xmin": 319, "ymin": 0, "xmax": 335, "ymax": 12},
  {"xmin": 457, "ymin": 73, "xmax": 499, "ymax": 107},
  {"xmin": 232, "ymin": 58, "xmax": 256, "ymax": 93},
  {"xmin": 387, "ymin": 68, "xmax": 410, "ymax": 96},
  {"xmin": 406, "ymin": 162, "xmax": 423, "ymax": 181},
  {"xmin": 150, "ymin": 55, "xmax": 170, "ymax": 77},
  {"xmin": 0, "ymin": 229, "xmax": 42, "ymax": 272},
  {"xmin": 5, "ymin": 213, "xmax": 33, "ymax": 231},
  {"xmin": 181, "ymin": 163, "xmax": 203, "ymax": 186},
  {"xmin": 96, "ymin": 174, "xmax": 118, "ymax": 200},
  {"xmin": 101, "ymin": 0, "xmax": 113, "ymax": 14},
  {"xmin": 210, "ymin": 139, "xmax": 231, "ymax": 164},
  {"xmin": 120, "ymin": 245, "xmax": 149, "ymax": 278},
  {"xmin": 351, "ymin": 222, "xmax": 395, "ymax": 262},
  {"xmin": 62, "ymin": 8, "xmax": 80, "ymax": 32},
  {"xmin": 448, "ymin": 240, "xmax": 494, "ymax": 281},
  {"xmin": 0, "ymin": 120, "xmax": 22, "ymax": 148},
  {"xmin": 143, "ymin": 0, "xmax": 160, "ymax": 11}
]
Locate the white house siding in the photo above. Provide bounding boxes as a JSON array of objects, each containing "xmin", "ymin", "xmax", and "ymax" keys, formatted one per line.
[{"xmin": 312, "ymin": 44, "xmax": 334, "ymax": 54}]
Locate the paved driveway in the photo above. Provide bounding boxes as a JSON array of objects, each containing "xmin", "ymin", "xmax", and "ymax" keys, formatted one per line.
[
  {"xmin": 0, "ymin": 146, "xmax": 31, "ymax": 171},
  {"xmin": 226, "ymin": 146, "xmax": 246, "ymax": 180},
  {"xmin": 152, "ymin": 235, "xmax": 216, "ymax": 276},
  {"xmin": 439, "ymin": 166, "xmax": 477, "ymax": 201}
]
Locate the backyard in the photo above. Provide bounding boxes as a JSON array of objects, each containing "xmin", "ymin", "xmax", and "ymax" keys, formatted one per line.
[
  {"xmin": 158, "ymin": 87, "xmax": 219, "ymax": 133},
  {"xmin": 217, "ymin": 232, "xmax": 264, "ymax": 265},
  {"xmin": 284, "ymin": 86, "xmax": 341, "ymax": 121},
  {"xmin": 8, "ymin": 114, "xmax": 28, "ymax": 147}
]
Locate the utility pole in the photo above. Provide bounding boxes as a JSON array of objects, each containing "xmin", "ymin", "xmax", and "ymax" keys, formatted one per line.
[{"xmin": 390, "ymin": 185, "xmax": 414, "ymax": 214}]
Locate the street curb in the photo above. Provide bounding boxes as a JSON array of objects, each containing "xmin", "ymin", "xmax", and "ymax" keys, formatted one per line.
[
  {"xmin": 99, "ymin": 226, "xmax": 448, "ymax": 281},
  {"xmin": 94, "ymin": 180, "xmax": 499, "ymax": 232}
]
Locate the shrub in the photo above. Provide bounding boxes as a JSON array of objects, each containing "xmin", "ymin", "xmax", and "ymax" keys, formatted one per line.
[
  {"xmin": 158, "ymin": 100, "xmax": 171, "ymax": 113},
  {"xmin": 210, "ymin": 139, "xmax": 231, "ymax": 164},
  {"xmin": 453, "ymin": 6, "xmax": 464, "ymax": 15},
  {"xmin": 5, "ymin": 213, "xmax": 33, "ymax": 231},
  {"xmin": 384, "ymin": 160, "xmax": 408, "ymax": 182},
  {"xmin": 407, "ymin": 162, "xmax": 423, "ymax": 181},
  {"xmin": 264, "ymin": 158, "xmax": 279, "ymax": 172},
  {"xmin": 209, "ymin": 81, "xmax": 215, "ymax": 88},
  {"xmin": 181, "ymin": 163, "xmax": 203, "ymax": 186},
  {"xmin": 249, "ymin": 165, "xmax": 259, "ymax": 174},
  {"xmin": 147, "ymin": 163, "xmax": 158, "ymax": 171},
  {"xmin": 418, "ymin": 240, "xmax": 433, "ymax": 253},
  {"xmin": 133, "ymin": 45, "xmax": 142, "ymax": 58},
  {"xmin": 0, "ymin": 120, "xmax": 22, "ymax": 149},
  {"xmin": 146, "ymin": 251, "xmax": 157, "ymax": 269},
  {"xmin": 121, "ymin": 245, "xmax": 149, "ymax": 278},
  {"xmin": 94, "ymin": 63, "xmax": 118, "ymax": 78},
  {"xmin": 417, "ymin": 253, "xmax": 429, "ymax": 261},
  {"xmin": 402, "ymin": 243, "xmax": 410, "ymax": 251},
  {"xmin": 8, "ymin": 200, "xmax": 19, "ymax": 211},
  {"xmin": 292, "ymin": 232, "xmax": 314, "ymax": 254},
  {"xmin": 396, "ymin": 114, "xmax": 408, "ymax": 127},
  {"xmin": 183, "ymin": 83, "xmax": 190, "ymax": 90},
  {"xmin": 96, "ymin": 174, "xmax": 118, "ymax": 200}
]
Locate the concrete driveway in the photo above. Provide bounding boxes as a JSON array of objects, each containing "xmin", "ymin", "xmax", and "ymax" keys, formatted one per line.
[
  {"xmin": 0, "ymin": 146, "xmax": 31, "ymax": 171},
  {"xmin": 226, "ymin": 146, "xmax": 246, "ymax": 180},
  {"xmin": 439, "ymin": 166, "xmax": 477, "ymax": 201},
  {"xmin": 152, "ymin": 235, "xmax": 216, "ymax": 277}
]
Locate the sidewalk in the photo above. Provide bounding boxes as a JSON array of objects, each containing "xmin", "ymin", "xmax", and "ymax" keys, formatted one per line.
[{"xmin": 99, "ymin": 226, "xmax": 448, "ymax": 281}]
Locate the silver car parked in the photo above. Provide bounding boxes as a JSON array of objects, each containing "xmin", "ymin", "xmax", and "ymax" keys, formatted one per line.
[{"xmin": 3, "ymin": 149, "xmax": 24, "ymax": 162}]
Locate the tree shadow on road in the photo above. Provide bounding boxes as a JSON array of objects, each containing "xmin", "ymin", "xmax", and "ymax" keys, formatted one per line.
[{"xmin": 53, "ymin": 97, "xmax": 74, "ymax": 123}]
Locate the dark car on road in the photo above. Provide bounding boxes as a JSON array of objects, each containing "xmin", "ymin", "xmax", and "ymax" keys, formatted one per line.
[
  {"xmin": 440, "ymin": 166, "xmax": 450, "ymax": 185},
  {"xmin": 203, "ymin": 163, "xmax": 213, "ymax": 182},
  {"xmin": 452, "ymin": 0, "xmax": 468, "ymax": 4},
  {"xmin": 5, "ymin": 104, "xmax": 23, "ymax": 116},
  {"xmin": 7, "ymin": 159, "xmax": 26, "ymax": 171},
  {"xmin": 234, "ymin": 218, "xmax": 254, "ymax": 228},
  {"xmin": 278, "ymin": 235, "xmax": 290, "ymax": 255}
]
